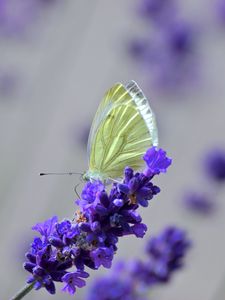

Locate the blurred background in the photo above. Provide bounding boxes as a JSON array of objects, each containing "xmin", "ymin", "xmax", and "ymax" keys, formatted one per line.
[{"xmin": 1, "ymin": 0, "xmax": 225, "ymax": 299}]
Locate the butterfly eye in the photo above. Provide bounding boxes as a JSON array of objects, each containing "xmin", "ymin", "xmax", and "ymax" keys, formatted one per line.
[{"xmin": 107, "ymin": 113, "xmax": 114, "ymax": 120}]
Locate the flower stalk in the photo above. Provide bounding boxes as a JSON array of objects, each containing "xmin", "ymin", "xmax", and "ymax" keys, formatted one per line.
[{"xmin": 11, "ymin": 282, "xmax": 35, "ymax": 300}]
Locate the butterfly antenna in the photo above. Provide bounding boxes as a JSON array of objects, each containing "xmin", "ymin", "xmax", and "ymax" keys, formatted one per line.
[{"xmin": 40, "ymin": 172, "xmax": 83, "ymax": 176}]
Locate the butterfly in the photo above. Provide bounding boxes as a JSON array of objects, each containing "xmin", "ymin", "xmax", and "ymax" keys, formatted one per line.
[{"xmin": 83, "ymin": 80, "xmax": 158, "ymax": 183}]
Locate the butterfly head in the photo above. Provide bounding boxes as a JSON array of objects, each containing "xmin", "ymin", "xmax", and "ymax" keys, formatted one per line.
[{"xmin": 82, "ymin": 172, "xmax": 91, "ymax": 182}]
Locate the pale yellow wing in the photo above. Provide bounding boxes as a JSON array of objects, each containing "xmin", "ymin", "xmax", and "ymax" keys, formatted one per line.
[{"xmin": 87, "ymin": 81, "xmax": 158, "ymax": 179}]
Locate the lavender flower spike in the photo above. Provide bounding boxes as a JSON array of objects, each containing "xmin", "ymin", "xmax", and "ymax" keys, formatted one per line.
[
  {"xmin": 204, "ymin": 148, "xmax": 225, "ymax": 182},
  {"xmin": 20, "ymin": 146, "xmax": 172, "ymax": 297},
  {"xmin": 145, "ymin": 226, "xmax": 191, "ymax": 281},
  {"xmin": 87, "ymin": 226, "xmax": 190, "ymax": 300},
  {"xmin": 184, "ymin": 191, "xmax": 214, "ymax": 215},
  {"xmin": 137, "ymin": 0, "xmax": 176, "ymax": 24}
]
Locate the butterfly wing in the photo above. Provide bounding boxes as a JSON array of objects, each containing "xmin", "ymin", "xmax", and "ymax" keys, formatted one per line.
[{"xmin": 87, "ymin": 81, "xmax": 158, "ymax": 179}]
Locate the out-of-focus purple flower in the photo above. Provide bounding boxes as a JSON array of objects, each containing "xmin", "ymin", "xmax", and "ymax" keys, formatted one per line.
[
  {"xmin": 128, "ymin": 39, "xmax": 149, "ymax": 60},
  {"xmin": 149, "ymin": 21, "xmax": 198, "ymax": 91},
  {"xmin": 166, "ymin": 21, "xmax": 195, "ymax": 56},
  {"xmin": 204, "ymin": 148, "xmax": 225, "ymax": 182},
  {"xmin": 184, "ymin": 191, "xmax": 215, "ymax": 215},
  {"xmin": 145, "ymin": 226, "xmax": 190, "ymax": 281},
  {"xmin": 0, "ymin": 71, "xmax": 18, "ymax": 97},
  {"xmin": 0, "ymin": 0, "xmax": 38, "ymax": 36},
  {"xmin": 87, "ymin": 276, "xmax": 142, "ymax": 300},
  {"xmin": 62, "ymin": 271, "xmax": 89, "ymax": 295},
  {"xmin": 215, "ymin": 0, "xmax": 225, "ymax": 25},
  {"xmin": 130, "ymin": 0, "xmax": 199, "ymax": 93},
  {"xmin": 129, "ymin": 259, "xmax": 159, "ymax": 285},
  {"xmin": 0, "ymin": 0, "xmax": 57, "ymax": 37},
  {"xmin": 137, "ymin": 0, "xmax": 176, "ymax": 24}
]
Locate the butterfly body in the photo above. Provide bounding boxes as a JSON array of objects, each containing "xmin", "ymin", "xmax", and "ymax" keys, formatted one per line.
[
  {"xmin": 83, "ymin": 171, "xmax": 108, "ymax": 183},
  {"xmin": 84, "ymin": 81, "xmax": 158, "ymax": 183}
]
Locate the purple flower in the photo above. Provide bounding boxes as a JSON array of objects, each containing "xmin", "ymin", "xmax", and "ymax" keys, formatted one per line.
[
  {"xmin": 128, "ymin": 39, "xmax": 149, "ymax": 60},
  {"xmin": 0, "ymin": 0, "xmax": 57, "ymax": 37},
  {"xmin": 204, "ymin": 148, "xmax": 225, "ymax": 182},
  {"xmin": 215, "ymin": 0, "xmax": 225, "ymax": 25},
  {"xmin": 57, "ymin": 219, "xmax": 79, "ymax": 239},
  {"xmin": 143, "ymin": 147, "xmax": 172, "ymax": 177},
  {"xmin": 130, "ymin": 0, "xmax": 199, "ymax": 94},
  {"xmin": 116, "ymin": 148, "xmax": 168, "ymax": 207},
  {"xmin": 0, "ymin": 0, "xmax": 38, "ymax": 37},
  {"xmin": 90, "ymin": 247, "xmax": 114, "ymax": 269},
  {"xmin": 184, "ymin": 191, "xmax": 215, "ymax": 215},
  {"xmin": 0, "ymin": 71, "xmax": 18, "ymax": 97},
  {"xmin": 137, "ymin": 0, "xmax": 176, "ymax": 24},
  {"xmin": 62, "ymin": 271, "xmax": 89, "ymax": 294},
  {"xmin": 146, "ymin": 226, "xmax": 191, "ymax": 280},
  {"xmin": 118, "ymin": 176, "xmax": 158, "ymax": 207},
  {"xmin": 77, "ymin": 181, "xmax": 104, "ymax": 210},
  {"xmin": 24, "ymin": 244, "xmax": 72, "ymax": 294},
  {"xmin": 166, "ymin": 21, "xmax": 195, "ymax": 56},
  {"xmin": 131, "ymin": 223, "xmax": 147, "ymax": 238},
  {"xmin": 129, "ymin": 259, "xmax": 159, "ymax": 285},
  {"xmin": 32, "ymin": 216, "xmax": 58, "ymax": 239},
  {"xmin": 87, "ymin": 276, "xmax": 141, "ymax": 300}
]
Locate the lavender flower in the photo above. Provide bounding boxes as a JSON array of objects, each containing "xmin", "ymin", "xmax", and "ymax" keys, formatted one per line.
[
  {"xmin": 0, "ymin": 0, "xmax": 57, "ymax": 37},
  {"xmin": 23, "ymin": 147, "xmax": 171, "ymax": 295},
  {"xmin": 118, "ymin": 170, "xmax": 160, "ymax": 207},
  {"xmin": 87, "ymin": 226, "xmax": 190, "ymax": 300},
  {"xmin": 0, "ymin": 0, "xmax": 37, "ymax": 36},
  {"xmin": 215, "ymin": 0, "xmax": 225, "ymax": 25},
  {"xmin": 61, "ymin": 271, "xmax": 89, "ymax": 295},
  {"xmin": 87, "ymin": 276, "xmax": 142, "ymax": 300},
  {"xmin": 0, "ymin": 71, "xmax": 18, "ymax": 97},
  {"xmin": 143, "ymin": 147, "xmax": 172, "ymax": 176},
  {"xmin": 145, "ymin": 226, "xmax": 191, "ymax": 281},
  {"xmin": 184, "ymin": 191, "xmax": 214, "ymax": 215},
  {"xmin": 204, "ymin": 148, "xmax": 225, "ymax": 182},
  {"xmin": 147, "ymin": 21, "xmax": 197, "ymax": 91},
  {"xmin": 32, "ymin": 216, "xmax": 58, "ymax": 239},
  {"xmin": 90, "ymin": 247, "xmax": 114, "ymax": 268},
  {"xmin": 137, "ymin": 0, "xmax": 176, "ymax": 24},
  {"xmin": 130, "ymin": 0, "xmax": 199, "ymax": 93}
]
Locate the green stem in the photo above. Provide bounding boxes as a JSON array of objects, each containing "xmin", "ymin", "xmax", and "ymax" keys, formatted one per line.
[{"xmin": 10, "ymin": 282, "xmax": 35, "ymax": 300}]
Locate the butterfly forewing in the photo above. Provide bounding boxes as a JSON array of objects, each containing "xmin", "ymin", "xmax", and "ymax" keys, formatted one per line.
[
  {"xmin": 87, "ymin": 81, "xmax": 158, "ymax": 180},
  {"xmin": 87, "ymin": 83, "xmax": 129, "ymax": 160}
]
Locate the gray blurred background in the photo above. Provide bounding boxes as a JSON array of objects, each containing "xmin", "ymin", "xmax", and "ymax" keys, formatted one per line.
[{"xmin": 1, "ymin": 0, "xmax": 225, "ymax": 299}]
